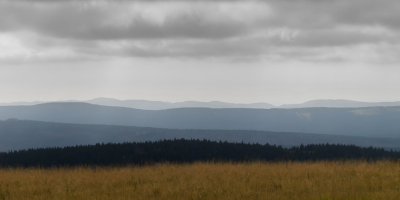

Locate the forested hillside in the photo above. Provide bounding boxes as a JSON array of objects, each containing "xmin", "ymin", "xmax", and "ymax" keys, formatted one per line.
[
  {"xmin": 0, "ymin": 139, "xmax": 398, "ymax": 167},
  {"xmin": 1, "ymin": 120, "xmax": 400, "ymax": 152}
]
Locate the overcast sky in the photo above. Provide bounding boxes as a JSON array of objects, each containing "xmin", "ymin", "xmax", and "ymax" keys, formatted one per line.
[{"xmin": 1, "ymin": 0, "xmax": 399, "ymax": 105}]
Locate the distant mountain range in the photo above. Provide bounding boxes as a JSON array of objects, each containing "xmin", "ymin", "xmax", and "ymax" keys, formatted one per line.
[
  {"xmin": 1, "ymin": 120, "xmax": 400, "ymax": 152},
  {"xmin": 280, "ymin": 99, "xmax": 400, "ymax": 108},
  {"xmin": 1, "ymin": 98, "xmax": 400, "ymax": 110},
  {"xmin": 1, "ymin": 102, "xmax": 400, "ymax": 138},
  {"xmin": 0, "ymin": 101, "xmax": 46, "ymax": 106},
  {"xmin": 86, "ymin": 98, "xmax": 276, "ymax": 110}
]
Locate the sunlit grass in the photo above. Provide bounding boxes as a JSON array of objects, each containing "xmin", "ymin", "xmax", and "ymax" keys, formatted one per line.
[{"xmin": 1, "ymin": 161, "xmax": 400, "ymax": 199}]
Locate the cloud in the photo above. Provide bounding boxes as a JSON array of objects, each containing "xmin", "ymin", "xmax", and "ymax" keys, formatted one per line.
[
  {"xmin": 0, "ymin": 1, "xmax": 253, "ymax": 40},
  {"xmin": 0, "ymin": 0, "xmax": 400, "ymax": 62}
]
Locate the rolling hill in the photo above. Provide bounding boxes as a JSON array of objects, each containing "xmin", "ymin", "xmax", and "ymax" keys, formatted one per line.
[
  {"xmin": 1, "ymin": 102, "xmax": 400, "ymax": 138},
  {"xmin": 3, "ymin": 98, "xmax": 400, "ymax": 110},
  {"xmin": 1, "ymin": 120, "xmax": 400, "ymax": 152},
  {"xmin": 86, "ymin": 97, "xmax": 276, "ymax": 110}
]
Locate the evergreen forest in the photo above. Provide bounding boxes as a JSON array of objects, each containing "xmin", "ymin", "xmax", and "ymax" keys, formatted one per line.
[{"xmin": 1, "ymin": 139, "xmax": 399, "ymax": 168}]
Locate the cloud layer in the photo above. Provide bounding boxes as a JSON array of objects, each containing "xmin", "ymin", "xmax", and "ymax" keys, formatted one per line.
[{"xmin": 1, "ymin": 0, "xmax": 399, "ymax": 62}]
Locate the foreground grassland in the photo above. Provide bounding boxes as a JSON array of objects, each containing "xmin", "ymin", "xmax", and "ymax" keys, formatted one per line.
[{"xmin": 1, "ymin": 161, "xmax": 400, "ymax": 199}]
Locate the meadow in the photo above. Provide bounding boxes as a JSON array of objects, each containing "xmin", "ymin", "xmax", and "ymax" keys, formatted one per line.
[{"xmin": 1, "ymin": 161, "xmax": 400, "ymax": 200}]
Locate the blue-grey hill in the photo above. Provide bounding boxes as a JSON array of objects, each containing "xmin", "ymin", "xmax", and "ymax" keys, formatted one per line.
[{"xmin": 1, "ymin": 102, "xmax": 400, "ymax": 138}]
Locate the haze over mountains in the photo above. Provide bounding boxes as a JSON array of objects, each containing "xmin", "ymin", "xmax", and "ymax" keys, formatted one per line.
[
  {"xmin": 86, "ymin": 98, "xmax": 276, "ymax": 110},
  {"xmin": 2, "ymin": 98, "xmax": 400, "ymax": 152},
  {"xmin": 1, "ymin": 102, "xmax": 400, "ymax": 139},
  {"xmin": 2, "ymin": 98, "xmax": 400, "ymax": 110},
  {"xmin": 280, "ymin": 99, "xmax": 400, "ymax": 109},
  {"xmin": 2, "ymin": 120, "xmax": 400, "ymax": 152}
]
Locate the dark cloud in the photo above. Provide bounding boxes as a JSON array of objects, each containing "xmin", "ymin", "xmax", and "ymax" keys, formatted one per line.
[
  {"xmin": 0, "ymin": 0, "xmax": 399, "ymax": 61},
  {"xmin": 0, "ymin": 1, "xmax": 248, "ymax": 40},
  {"xmin": 265, "ymin": 0, "xmax": 400, "ymax": 30},
  {"xmin": 71, "ymin": 15, "xmax": 246, "ymax": 40},
  {"xmin": 38, "ymin": 12, "xmax": 247, "ymax": 40}
]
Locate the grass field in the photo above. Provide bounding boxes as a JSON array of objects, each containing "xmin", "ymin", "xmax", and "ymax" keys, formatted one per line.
[{"xmin": 1, "ymin": 161, "xmax": 400, "ymax": 199}]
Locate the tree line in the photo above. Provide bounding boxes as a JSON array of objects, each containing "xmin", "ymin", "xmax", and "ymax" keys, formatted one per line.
[{"xmin": 0, "ymin": 139, "xmax": 399, "ymax": 167}]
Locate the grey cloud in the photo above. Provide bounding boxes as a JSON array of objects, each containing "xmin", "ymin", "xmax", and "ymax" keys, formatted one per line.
[
  {"xmin": 278, "ymin": 30, "xmax": 398, "ymax": 47},
  {"xmin": 74, "ymin": 15, "xmax": 246, "ymax": 40},
  {"xmin": 94, "ymin": 33, "xmax": 400, "ymax": 62},
  {"xmin": 333, "ymin": 0, "xmax": 400, "ymax": 29},
  {"xmin": 0, "ymin": 2, "xmax": 248, "ymax": 40},
  {"xmin": 265, "ymin": 0, "xmax": 400, "ymax": 30},
  {"xmin": 2, "ymin": 0, "xmax": 399, "ymax": 41},
  {"xmin": 92, "ymin": 40, "xmax": 263, "ymax": 58},
  {"xmin": 1, "ymin": 0, "xmax": 400, "ymax": 62}
]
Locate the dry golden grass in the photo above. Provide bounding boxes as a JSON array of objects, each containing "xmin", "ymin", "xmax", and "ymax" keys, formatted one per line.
[{"xmin": 1, "ymin": 161, "xmax": 400, "ymax": 199}]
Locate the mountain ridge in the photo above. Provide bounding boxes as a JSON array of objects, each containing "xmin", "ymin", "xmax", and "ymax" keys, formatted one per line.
[
  {"xmin": 2, "ymin": 98, "xmax": 400, "ymax": 110},
  {"xmin": 280, "ymin": 99, "xmax": 400, "ymax": 108},
  {"xmin": 1, "ymin": 119, "xmax": 400, "ymax": 152},
  {"xmin": 1, "ymin": 102, "xmax": 400, "ymax": 138}
]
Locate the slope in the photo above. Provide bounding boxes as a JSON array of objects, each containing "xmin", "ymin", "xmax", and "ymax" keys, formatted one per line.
[
  {"xmin": 1, "ymin": 120, "xmax": 400, "ymax": 152},
  {"xmin": 1, "ymin": 102, "xmax": 400, "ymax": 138}
]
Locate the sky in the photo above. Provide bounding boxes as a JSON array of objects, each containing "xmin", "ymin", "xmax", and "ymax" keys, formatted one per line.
[{"xmin": 0, "ymin": 0, "xmax": 399, "ymax": 106}]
